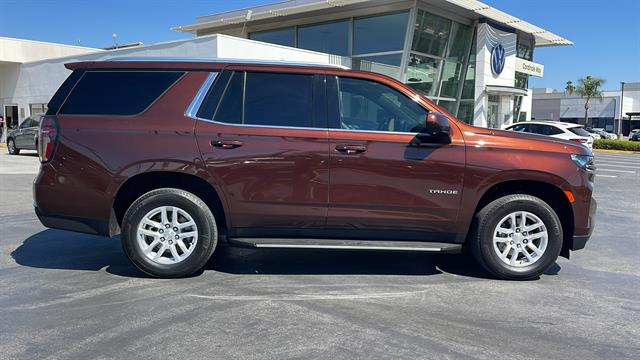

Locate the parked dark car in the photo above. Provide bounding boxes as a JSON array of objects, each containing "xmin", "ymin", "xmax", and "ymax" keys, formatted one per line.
[
  {"xmin": 7, "ymin": 116, "xmax": 41, "ymax": 155},
  {"xmin": 629, "ymin": 129, "xmax": 640, "ymax": 141},
  {"xmin": 33, "ymin": 58, "xmax": 596, "ymax": 280}
]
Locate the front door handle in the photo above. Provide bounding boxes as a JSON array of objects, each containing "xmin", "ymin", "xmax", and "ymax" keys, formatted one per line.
[
  {"xmin": 335, "ymin": 144, "xmax": 367, "ymax": 155},
  {"xmin": 211, "ymin": 140, "xmax": 244, "ymax": 149}
]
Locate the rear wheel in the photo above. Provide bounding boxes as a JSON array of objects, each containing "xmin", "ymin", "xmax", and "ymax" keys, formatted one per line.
[
  {"xmin": 7, "ymin": 138, "xmax": 19, "ymax": 155},
  {"xmin": 470, "ymin": 194, "xmax": 562, "ymax": 280},
  {"xmin": 121, "ymin": 188, "xmax": 218, "ymax": 278}
]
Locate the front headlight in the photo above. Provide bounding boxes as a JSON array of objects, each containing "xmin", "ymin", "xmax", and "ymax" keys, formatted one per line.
[{"xmin": 571, "ymin": 154, "xmax": 595, "ymax": 172}]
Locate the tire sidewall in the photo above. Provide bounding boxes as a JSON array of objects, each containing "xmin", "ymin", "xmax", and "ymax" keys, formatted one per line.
[
  {"xmin": 479, "ymin": 198, "xmax": 562, "ymax": 279},
  {"xmin": 122, "ymin": 189, "xmax": 217, "ymax": 278},
  {"xmin": 8, "ymin": 138, "xmax": 18, "ymax": 154}
]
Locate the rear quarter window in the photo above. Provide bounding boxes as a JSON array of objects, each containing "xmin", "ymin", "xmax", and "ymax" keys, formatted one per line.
[
  {"xmin": 568, "ymin": 126, "xmax": 590, "ymax": 137},
  {"xmin": 59, "ymin": 71, "xmax": 184, "ymax": 115}
]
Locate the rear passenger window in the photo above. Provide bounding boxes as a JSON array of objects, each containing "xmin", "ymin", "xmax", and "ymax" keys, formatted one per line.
[
  {"xmin": 244, "ymin": 72, "xmax": 313, "ymax": 127},
  {"xmin": 202, "ymin": 71, "xmax": 315, "ymax": 128},
  {"xmin": 59, "ymin": 71, "xmax": 184, "ymax": 115}
]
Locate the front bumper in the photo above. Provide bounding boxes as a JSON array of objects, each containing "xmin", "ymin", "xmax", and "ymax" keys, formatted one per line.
[{"xmin": 570, "ymin": 197, "xmax": 597, "ymax": 251}]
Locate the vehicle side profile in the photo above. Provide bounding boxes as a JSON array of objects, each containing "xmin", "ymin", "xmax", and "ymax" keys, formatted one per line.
[
  {"xmin": 33, "ymin": 59, "xmax": 597, "ymax": 280},
  {"xmin": 7, "ymin": 116, "xmax": 41, "ymax": 155},
  {"xmin": 504, "ymin": 121, "xmax": 594, "ymax": 150}
]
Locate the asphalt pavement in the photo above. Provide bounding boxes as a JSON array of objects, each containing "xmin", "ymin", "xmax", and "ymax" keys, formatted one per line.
[{"xmin": 0, "ymin": 150, "xmax": 638, "ymax": 360}]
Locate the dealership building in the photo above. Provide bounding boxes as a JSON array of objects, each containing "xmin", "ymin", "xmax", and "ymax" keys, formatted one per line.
[
  {"xmin": 532, "ymin": 83, "xmax": 640, "ymax": 135},
  {"xmin": 174, "ymin": 0, "xmax": 571, "ymax": 127},
  {"xmin": 2, "ymin": 0, "xmax": 571, "ymax": 133}
]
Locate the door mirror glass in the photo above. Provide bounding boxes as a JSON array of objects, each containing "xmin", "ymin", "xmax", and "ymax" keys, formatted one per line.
[{"xmin": 415, "ymin": 112, "xmax": 451, "ymax": 144}]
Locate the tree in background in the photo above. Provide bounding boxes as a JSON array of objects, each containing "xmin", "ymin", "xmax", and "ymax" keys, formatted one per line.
[
  {"xmin": 565, "ymin": 81, "xmax": 575, "ymax": 95},
  {"xmin": 575, "ymin": 76, "xmax": 605, "ymax": 128}
]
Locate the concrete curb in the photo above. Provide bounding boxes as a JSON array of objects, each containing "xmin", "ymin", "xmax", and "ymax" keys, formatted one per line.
[{"xmin": 593, "ymin": 149, "xmax": 640, "ymax": 155}]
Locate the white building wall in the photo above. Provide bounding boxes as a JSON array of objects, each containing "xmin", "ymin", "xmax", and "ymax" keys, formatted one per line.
[
  {"xmin": 1, "ymin": 35, "xmax": 348, "ymax": 124},
  {"xmin": 474, "ymin": 23, "xmax": 517, "ymax": 127},
  {"xmin": 0, "ymin": 36, "xmax": 100, "ymax": 63}
]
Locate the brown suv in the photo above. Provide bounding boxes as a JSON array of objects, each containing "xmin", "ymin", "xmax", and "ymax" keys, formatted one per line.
[{"xmin": 33, "ymin": 58, "xmax": 596, "ymax": 280}]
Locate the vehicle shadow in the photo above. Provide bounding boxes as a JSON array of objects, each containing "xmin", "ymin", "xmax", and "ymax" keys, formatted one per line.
[
  {"xmin": 11, "ymin": 229, "xmax": 146, "ymax": 278},
  {"xmin": 12, "ymin": 229, "xmax": 514, "ymax": 279}
]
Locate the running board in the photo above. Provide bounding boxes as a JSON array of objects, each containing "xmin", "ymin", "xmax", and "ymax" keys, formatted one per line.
[{"xmin": 227, "ymin": 238, "xmax": 462, "ymax": 253}]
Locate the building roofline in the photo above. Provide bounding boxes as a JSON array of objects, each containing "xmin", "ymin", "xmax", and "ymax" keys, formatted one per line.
[
  {"xmin": 172, "ymin": 0, "xmax": 572, "ymax": 47},
  {"xmin": 0, "ymin": 36, "xmax": 101, "ymax": 51}
]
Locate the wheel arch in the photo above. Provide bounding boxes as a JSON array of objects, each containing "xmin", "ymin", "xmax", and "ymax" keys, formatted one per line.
[
  {"xmin": 111, "ymin": 171, "xmax": 229, "ymax": 238},
  {"xmin": 466, "ymin": 179, "xmax": 574, "ymax": 259}
]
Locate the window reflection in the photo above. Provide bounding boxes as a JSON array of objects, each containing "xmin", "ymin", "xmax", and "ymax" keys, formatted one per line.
[
  {"xmin": 249, "ymin": 27, "xmax": 295, "ymax": 47},
  {"xmin": 352, "ymin": 54, "xmax": 403, "ymax": 79},
  {"xmin": 406, "ymin": 54, "xmax": 440, "ymax": 96},
  {"xmin": 412, "ymin": 10, "xmax": 451, "ymax": 57},
  {"xmin": 353, "ymin": 12, "xmax": 409, "ymax": 55},
  {"xmin": 298, "ymin": 20, "xmax": 349, "ymax": 56}
]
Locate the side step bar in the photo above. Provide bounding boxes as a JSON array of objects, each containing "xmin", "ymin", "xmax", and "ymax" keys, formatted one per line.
[{"xmin": 228, "ymin": 238, "xmax": 462, "ymax": 253}]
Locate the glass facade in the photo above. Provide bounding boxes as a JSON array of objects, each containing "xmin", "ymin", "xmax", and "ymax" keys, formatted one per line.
[
  {"xmin": 407, "ymin": 9, "xmax": 474, "ymax": 122},
  {"xmin": 298, "ymin": 20, "xmax": 349, "ymax": 56},
  {"xmin": 249, "ymin": 27, "xmax": 295, "ymax": 47},
  {"xmin": 247, "ymin": 7, "xmax": 476, "ymax": 121}
]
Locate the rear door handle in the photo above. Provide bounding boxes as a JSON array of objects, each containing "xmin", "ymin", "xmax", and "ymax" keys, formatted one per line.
[
  {"xmin": 335, "ymin": 144, "xmax": 367, "ymax": 155},
  {"xmin": 211, "ymin": 140, "xmax": 244, "ymax": 149}
]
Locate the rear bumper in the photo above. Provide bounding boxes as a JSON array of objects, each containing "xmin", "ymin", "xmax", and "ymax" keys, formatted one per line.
[
  {"xmin": 571, "ymin": 197, "xmax": 597, "ymax": 251},
  {"xmin": 35, "ymin": 205, "xmax": 110, "ymax": 236}
]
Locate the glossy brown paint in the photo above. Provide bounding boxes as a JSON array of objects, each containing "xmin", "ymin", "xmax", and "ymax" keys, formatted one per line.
[{"xmin": 35, "ymin": 60, "xmax": 595, "ymax": 250}]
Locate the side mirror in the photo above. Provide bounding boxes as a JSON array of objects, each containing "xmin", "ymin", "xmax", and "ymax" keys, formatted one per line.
[{"xmin": 415, "ymin": 112, "xmax": 451, "ymax": 144}]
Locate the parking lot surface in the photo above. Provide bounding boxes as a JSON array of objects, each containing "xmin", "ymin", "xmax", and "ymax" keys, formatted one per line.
[{"xmin": 0, "ymin": 150, "xmax": 638, "ymax": 359}]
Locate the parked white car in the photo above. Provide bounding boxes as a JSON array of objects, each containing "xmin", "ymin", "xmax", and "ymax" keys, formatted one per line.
[{"xmin": 504, "ymin": 121, "xmax": 594, "ymax": 150}]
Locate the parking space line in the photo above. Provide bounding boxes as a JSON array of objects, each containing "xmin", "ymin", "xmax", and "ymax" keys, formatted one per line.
[
  {"xmin": 594, "ymin": 164, "xmax": 639, "ymax": 168},
  {"xmin": 597, "ymin": 168, "xmax": 636, "ymax": 174},
  {"xmin": 596, "ymin": 174, "xmax": 617, "ymax": 178}
]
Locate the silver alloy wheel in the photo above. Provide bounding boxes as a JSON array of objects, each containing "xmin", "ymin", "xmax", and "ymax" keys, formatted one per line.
[
  {"xmin": 136, "ymin": 206, "xmax": 199, "ymax": 265},
  {"xmin": 492, "ymin": 211, "xmax": 548, "ymax": 267},
  {"xmin": 8, "ymin": 139, "xmax": 15, "ymax": 153}
]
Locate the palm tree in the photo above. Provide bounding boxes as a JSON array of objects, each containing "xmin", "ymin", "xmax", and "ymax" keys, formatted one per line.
[
  {"xmin": 575, "ymin": 76, "xmax": 605, "ymax": 128},
  {"xmin": 565, "ymin": 81, "xmax": 575, "ymax": 95}
]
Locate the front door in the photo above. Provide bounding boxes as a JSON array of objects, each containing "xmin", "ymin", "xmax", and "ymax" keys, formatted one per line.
[
  {"xmin": 194, "ymin": 70, "xmax": 329, "ymax": 236},
  {"xmin": 487, "ymin": 95, "xmax": 500, "ymax": 129},
  {"xmin": 326, "ymin": 76, "xmax": 465, "ymax": 241}
]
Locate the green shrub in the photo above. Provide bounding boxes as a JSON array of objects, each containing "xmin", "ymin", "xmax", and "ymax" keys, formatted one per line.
[{"xmin": 593, "ymin": 139, "xmax": 640, "ymax": 152}]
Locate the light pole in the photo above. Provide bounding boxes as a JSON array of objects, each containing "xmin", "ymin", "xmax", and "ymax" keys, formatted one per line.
[{"xmin": 619, "ymin": 81, "xmax": 625, "ymax": 138}]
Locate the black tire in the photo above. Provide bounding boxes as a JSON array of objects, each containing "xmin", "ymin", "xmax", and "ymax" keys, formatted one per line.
[
  {"xmin": 7, "ymin": 138, "xmax": 20, "ymax": 155},
  {"xmin": 469, "ymin": 194, "xmax": 562, "ymax": 280},
  {"xmin": 121, "ymin": 188, "xmax": 218, "ymax": 278}
]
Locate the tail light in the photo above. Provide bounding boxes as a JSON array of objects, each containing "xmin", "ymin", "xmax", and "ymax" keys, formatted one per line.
[
  {"xmin": 39, "ymin": 115, "xmax": 59, "ymax": 163},
  {"xmin": 569, "ymin": 138, "xmax": 588, "ymax": 144}
]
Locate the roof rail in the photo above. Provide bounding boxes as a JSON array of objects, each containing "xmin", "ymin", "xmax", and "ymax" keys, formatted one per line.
[{"xmin": 106, "ymin": 57, "xmax": 350, "ymax": 69}]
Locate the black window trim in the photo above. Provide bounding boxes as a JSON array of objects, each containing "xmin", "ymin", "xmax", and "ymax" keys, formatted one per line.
[
  {"xmin": 190, "ymin": 69, "xmax": 328, "ymax": 131},
  {"xmin": 57, "ymin": 69, "xmax": 186, "ymax": 117}
]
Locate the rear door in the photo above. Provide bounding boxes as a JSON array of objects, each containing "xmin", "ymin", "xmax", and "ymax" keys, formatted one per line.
[
  {"xmin": 325, "ymin": 75, "xmax": 465, "ymax": 241},
  {"xmin": 194, "ymin": 69, "xmax": 329, "ymax": 236}
]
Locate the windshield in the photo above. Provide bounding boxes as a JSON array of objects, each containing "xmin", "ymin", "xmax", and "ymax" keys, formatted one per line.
[{"xmin": 568, "ymin": 126, "xmax": 590, "ymax": 137}]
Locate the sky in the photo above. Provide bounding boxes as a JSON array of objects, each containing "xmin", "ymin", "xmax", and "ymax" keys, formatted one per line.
[{"xmin": 1, "ymin": 0, "xmax": 638, "ymax": 90}]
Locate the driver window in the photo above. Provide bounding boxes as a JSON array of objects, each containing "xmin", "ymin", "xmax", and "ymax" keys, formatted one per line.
[{"xmin": 337, "ymin": 77, "xmax": 427, "ymax": 132}]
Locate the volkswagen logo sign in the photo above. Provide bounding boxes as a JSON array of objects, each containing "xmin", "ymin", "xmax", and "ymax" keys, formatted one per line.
[{"xmin": 491, "ymin": 44, "xmax": 506, "ymax": 76}]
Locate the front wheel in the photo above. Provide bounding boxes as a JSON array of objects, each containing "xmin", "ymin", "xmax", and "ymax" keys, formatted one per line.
[
  {"xmin": 470, "ymin": 194, "xmax": 563, "ymax": 280},
  {"xmin": 7, "ymin": 138, "xmax": 20, "ymax": 155},
  {"xmin": 121, "ymin": 188, "xmax": 218, "ymax": 278}
]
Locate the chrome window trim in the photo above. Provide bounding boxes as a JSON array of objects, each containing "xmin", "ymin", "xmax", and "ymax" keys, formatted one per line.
[
  {"xmin": 108, "ymin": 57, "xmax": 349, "ymax": 70},
  {"xmin": 185, "ymin": 72, "xmax": 219, "ymax": 119},
  {"xmin": 185, "ymin": 71, "xmax": 420, "ymax": 137}
]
